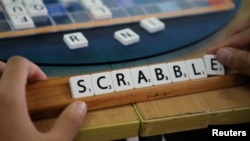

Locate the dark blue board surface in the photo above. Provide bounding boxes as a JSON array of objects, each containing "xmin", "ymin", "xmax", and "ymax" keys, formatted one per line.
[{"xmin": 0, "ymin": 0, "xmax": 241, "ymax": 66}]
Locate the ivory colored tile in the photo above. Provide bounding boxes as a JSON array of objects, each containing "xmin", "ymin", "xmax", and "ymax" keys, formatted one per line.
[
  {"xmin": 130, "ymin": 66, "xmax": 153, "ymax": 89},
  {"xmin": 185, "ymin": 58, "xmax": 208, "ymax": 80},
  {"xmin": 111, "ymin": 69, "xmax": 135, "ymax": 92},
  {"xmin": 10, "ymin": 14, "xmax": 34, "ymax": 30},
  {"xmin": 25, "ymin": 3, "xmax": 48, "ymax": 17},
  {"xmin": 168, "ymin": 61, "xmax": 189, "ymax": 82},
  {"xmin": 91, "ymin": 72, "xmax": 115, "ymax": 95},
  {"xmin": 69, "ymin": 75, "xmax": 95, "ymax": 99},
  {"xmin": 140, "ymin": 17, "xmax": 165, "ymax": 33},
  {"xmin": 63, "ymin": 32, "xmax": 88, "ymax": 49},
  {"xmin": 5, "ymin": 4, "xmax": 27, "ymax": 16},
  {"xmin": 22, "ymin": 0, "xmax": 43, "ymax": 3},
  {"xmin": 203, "ymin": 54, "xmax": 225, "ymax": 75},
  {"xmin": 2, "ymin": 0, "xmax": 22, "ymax": 5},
  {"xmin": 114, "ymin": 28, "xmax": 140, "ymax": 46},
  {"xmin": 80, "ymin": 0, "xmax": 103, "ymax": 9},
  {"xmin": 149, "ymin": 63, "xmax": 172, "ymax": 85},
  {"xmin": 89, "ymin": 5, "xmax": 112, "ymax": 20}
]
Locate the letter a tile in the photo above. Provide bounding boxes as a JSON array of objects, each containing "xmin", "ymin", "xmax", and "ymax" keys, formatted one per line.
[{"xmin": 130, "ymin": 66, "xmax": 153, "ymax": 88}]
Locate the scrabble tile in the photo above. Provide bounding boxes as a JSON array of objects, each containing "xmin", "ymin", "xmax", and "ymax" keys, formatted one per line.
[
  {"xmin": 185, "ymin": 58, "xmax": 208, "ymax": 80},
  {"xmin": 2, "ymin": 0, "xmax": 22, "ymax": 5},
  {"xmin": 22, "ymin": 0, "xmax": 43, "ymax": 4},
  {"xmin": 114, "ymin": 28, "xmax": 140, "ymax": 46},
  {"xmin": 168, "ymin": 61, "xmax": 190, "ymax": 82},
  {"xmin": 149, "ymin": 63, "xmax": 172, "ymax": 85},
  {"xmin": 5, "ymin": 4, "xmax": 27, "ymax": 16},
  {"xmin": 80, "ymin": 0, "xmax": 103, "ymax": 9},
  {"xmin": 130, "ymin": 66, "xmax": 153, "ymax": 89},
  {"xmin": 111, "ymin": 69, "xmax": 134, "ymax": 92},
  {"xmin": 140, "ymin": 17, "xmax": 165, "ymax": 33},
  {"xmin": 10, "ymin": 14, "xmax": 34, "ymax": 30},
  {"xmin": 203, "ymin": 54, "xmax": 225, "ymax": 75},
  {"xmin": 25, "ymin": 3, "xmax": 48, "ymax": 17},
  {"xmin": 89, "ymin": 5, "xmax": 112, "ymax": 20},
  {"xmin": 69, "ymin": 75, "xmax": 95, "ymax": 99},
  {"xmin": 63, "ymin": 32, "xmax": 88, "ymax": 49},
  {"xmin": 91, "ymin": 72, "xmax": 115, "ymax": 95}
]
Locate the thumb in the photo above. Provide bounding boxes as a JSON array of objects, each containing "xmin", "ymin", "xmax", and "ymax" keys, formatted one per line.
[
  {"xmin": 48, "ymin": 101, "xmax": 87, "ymax": 141},
  {"xmin": 216, "ymin": 47, "xmax": 250, "ymax": 75}
]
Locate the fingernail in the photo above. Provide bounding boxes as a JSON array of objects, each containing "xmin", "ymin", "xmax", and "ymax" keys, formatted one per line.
[
  {"xmin": 217, "ymin": 48, "xmax": 233, "ymax": 65},
  {"xmin": 76, "ymin": 102, "xmax": 87, "ymax": 117}
]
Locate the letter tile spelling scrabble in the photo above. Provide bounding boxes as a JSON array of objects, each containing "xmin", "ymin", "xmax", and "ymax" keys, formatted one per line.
[
  {"xmin": 80, "ymin": 0, "xmax": 104, "ymax": 9},
  {"xmin": 69, "ymin": 75, "xmax": 95, "ymax": 99},
  {"xmin": 91, "ymin": 72, "xmax": 115, "ymax": 95},
  {"xmin": 89, "ymin": 5, "xmax": 112, "ymax": 20},
  {"xmin": 69, "ymin": 54, "xmax": 227, "ymax": 99},
  {"xmin": 203, "ymin": 54, "xmax": 225, "ymax": 75},
  {"xmin": 140, "ymin": 17, "xmax": 165, "ymax": 33},
  {"xmin": 149, "ymin": 63, "xmax": 172, "ymax": 85},
  {"xmin": 168, "ymin": 61, "xmax": 190, "ymax": 83},
  {"xmin": 130, "ymin": 66, "xmax": 153, "ymax": 89},
  {"xmin": 114, "ymin": 28, "xmax": 140, "ymax": 46},
  {"xmin": 10, "ymin": 14, "xmax": 34, "ymax": 30},
  {"xmin": 111, "ymin": 69, "xmax": 135, "ymax": 92},
  {"xmin": 185, "ymin": 58, "xmax": 208, "ymax": 80},
  {"xmin": 63, "ymin": 32, "xmax": 88, "ymax": 49}
]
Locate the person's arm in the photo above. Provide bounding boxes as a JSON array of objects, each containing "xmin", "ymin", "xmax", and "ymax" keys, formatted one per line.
[{"xmin": 0, "ymin": 56, "xmax": 87, "ymax": 141}]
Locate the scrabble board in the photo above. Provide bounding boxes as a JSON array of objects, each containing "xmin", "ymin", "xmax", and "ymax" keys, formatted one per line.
[
  {"xmin": 0, "ymin": 0, "xmax": 234, "ymax": 39},
  {"xmin": 0, "ymin": 0, "xmax": 240, "ymax": 66}
]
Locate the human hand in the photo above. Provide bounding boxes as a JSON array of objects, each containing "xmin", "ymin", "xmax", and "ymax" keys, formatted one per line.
[
  {"xmin": 207, "ymin": 16, "xmax": 250, "ymax": 75},
  {"xmin": 0, "ymin": 56, "xmax": 87, "ymax": 141}
]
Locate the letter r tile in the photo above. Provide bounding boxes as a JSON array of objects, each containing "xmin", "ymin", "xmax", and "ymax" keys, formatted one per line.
[
  {"xmin": 63, "ymin": 32, "xmax": 88, "ymax": 49},
  {"xmin": 111, "ymin": 69, "xmax": 134, "ymax": 92}
]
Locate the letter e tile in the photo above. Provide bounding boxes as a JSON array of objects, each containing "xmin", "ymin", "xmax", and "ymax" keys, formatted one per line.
[{"xmin": 203, "ymin": 54, "xmax": 225, "ymax": 75}]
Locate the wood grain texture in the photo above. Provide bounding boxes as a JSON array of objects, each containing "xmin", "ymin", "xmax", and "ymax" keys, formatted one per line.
[
  {"xmin": 34, "ymin": 105, "xmax": 140, "ymax": 141},
  {"xmin": 137, "ymin": 85, "xmax": 250, "ymax": 136},
  {"xmin": 27, "ymin": 74, "xmax": 249, "ymax": 120}
]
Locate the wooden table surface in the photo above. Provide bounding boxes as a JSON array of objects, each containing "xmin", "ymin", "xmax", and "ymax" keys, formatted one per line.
[{"xmin": 34, "ymin": 1, "xmax": 250, "ymax": 140}]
